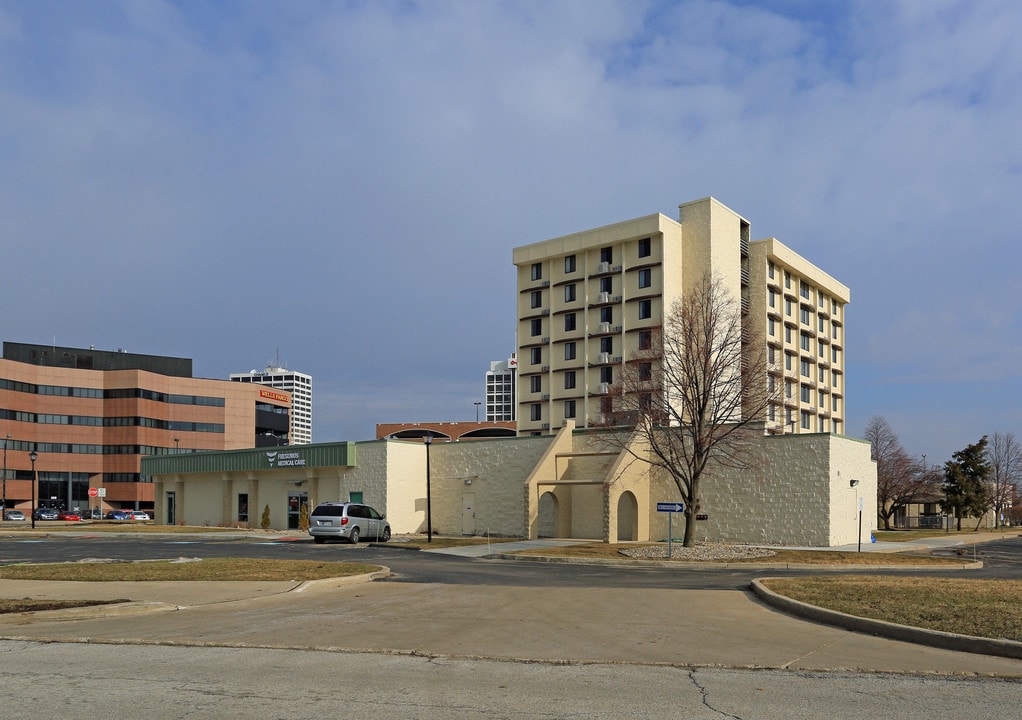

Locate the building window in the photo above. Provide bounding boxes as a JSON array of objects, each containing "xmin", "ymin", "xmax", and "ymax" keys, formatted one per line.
[
  {"xmin": 638, "ymin": 237, "xmax": 651, "ymax": 258},
  {"xmin": 564, "ymin": 371, "xmax": 576, "ymax": 389},
  {"xmin": 800, "ymin": 333, "xmax": 811, "ymax": 351},
  {"xmin": 565, "ymin": 342, "xmax": 576, "ymax": 360},
  {"xmin": 784, "ymin": 271, "xmax": 791, "ymax": 289},
  {"xmin": 801, "ymin": 411, "xmax": 812, "ymax": 429},
  {"xmin": 565, "ymin": 284, "xmax": 576, "ymax": 303},
  {"xmin": 768, "ymin": 261, "xmax": 775, "ymax": 279},
  {"xmin": 638, "ymin": 362, "xmax": 652, "ymax": 381},
  {"xmin": 530, "ymin": 376, "xmax": 541, "ymax": 393},
  {"xmin": 785, "ymin": 326, "xmax": 792, "ymax": 344},
  {"xmin": 564, "ymin": 313, "xmax": 576, "ymax": 332},
  {"xmin": 832, "ymin": 347, "xmax": 841, "ymax": 363},
  {"xmin": 531, "ymin": 319, "xmax": 542, "ymax": 336},
  {"xmin": 565, "ymin": 255, "xmax": 576, "ymax": 273},
  {"xmin": 600, "ymin": 336, "xmax": 612, "ymax": 354},
  {"xmin": 531, "ymin": 290, "xmax": 542, "ymax": 308},
  {"xmin": 800, "ymin": 282, "xmax": 810, "ymax": 300},
  {"xmin": 818, "ymin": 367, "xmax": 826, "ymax": 382},
  {"xmin": 800, "ymin": 359, "xmax": 811, "ymax": 377},
  {"xmin": 601, "ymin": 306, "xmax": 613, "ymax": 323},
  {"xmin": 600, "ymin": 247, "xmax": 612, "ymax": 263},
  {"xmin": 600, "ymin": 366, "xmax": 613, "ymax": 384},
  {"xmin": 785, "ymin": 353, "xmax": 793, "ymax": 371},
  {"xmin": 785, "ymin": 299, "xmax": 792, "ymax": 316},
  {"xmin": 238, "ymin": 494, "xmax": 249, "ymax": 523},
  {"xmin": 800, "ymin": 307, "xmax": 810, "ymax": 325},
  {"xmin": 769, "ymin": 290, "xmax": 776, "ymax": 309},
  {"xmin": 638, "ymin": 299, "xmax": 652, "ymax": 319},
  {"xmin": 800, "ymin": 385, "xmax": 811, "ymax": 403},
  {"xmin": 638, "ymin": 330, "xmax": 652, "ymax": 350},
  {"xmin": 768, "ymin": 318, "xmax": 776, "ymax": 336},
  {"xmin": 531, "ymin": 347, "xmax": 541, "ymax": 365},
  {"xmin": 564, "ymin": 400, "xmax": 576, "ymax": 418},
  {"xmin": 768, "ymin": 346, "xmax": 776, "ymax": 364},
  {"xmin": 819, "ymin": 390, "xmax": 826, "ymax": 407},
  {"xmin": 638, "ymin": 268, "xmax": 651, "ymax": 288},
  {"xmin": 600, "ymin": 276, "xmax": 613, "ymax": 293},
  {"xmin": 531, "ymin": 404, "xmax": 541, "ymax": 421},
  {"xmin": 785, "ymin": 380, "xmax": 793, "ymax": 399},
  {"xmin": 531, "ymin": 263, "xmax": 542, "ymax": 281}
]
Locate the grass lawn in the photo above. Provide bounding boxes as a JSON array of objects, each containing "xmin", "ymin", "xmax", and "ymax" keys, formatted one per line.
[
  {"xmin": 0, "ymin": 558, "xmax": 380, "ymax": 614},
  {"xmin": 762, "ymin": 575, "xmax": 1022, "ymax": 642}
]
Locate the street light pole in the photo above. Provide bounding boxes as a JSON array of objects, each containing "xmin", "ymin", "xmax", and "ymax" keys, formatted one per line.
[
  {"xmin": 424, "ymin": 435, "xmax": 432, "ymax": 543},
  {"xmin": 850, "ymin": 479, "xmax": 861, "ymax": 552},
  {"xmin": 474, "ymin": 402, "xmax": 481, "ymax": 422},
  {"xmin": 2, "ymin": 434, "xmax": 10, "ymax": 518},
  {"xmin": 29, "ymin": 450, "xmax": 38, "ymax": 530}
]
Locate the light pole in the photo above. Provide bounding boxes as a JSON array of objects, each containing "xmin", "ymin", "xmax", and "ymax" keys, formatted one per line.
[
  {"xmin": 850, "ymin": 479, "xmax": 861, "ymax": 552},
  {"xmin": 29, "ymin": 450, "xmax": 38, "ymax": 530},
  {"xmin": 2, "ymin": 434, "xmax": 10, "ymax": 518},
  {"xmin": 424, "ymin": 435, "xmax": 433, "ymax": 543},
  {"xmin": 474, "ymin": 402, "xmax": 481, "ymax": 422},
  {"xmin": 174, "ymin": 438, "xmax": 180, "ymax": 453}
]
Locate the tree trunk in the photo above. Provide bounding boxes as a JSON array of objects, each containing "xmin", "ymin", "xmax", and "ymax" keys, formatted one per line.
[{"xmin": 683, "ymin": 509, "xmax": 697, "ymax": 547}]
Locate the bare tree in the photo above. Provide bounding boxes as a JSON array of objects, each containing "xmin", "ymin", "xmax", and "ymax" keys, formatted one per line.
[
  {"xmin": 863, "ymin": 416, "xmax": 936, "ymax": 530},
  {"xmin": 600, "ymin": 274, "xmax": 772, "ymax": 547},
  {"xmin": 987, "ymin": 432, "xmax": 1022, "ymax": 528}
]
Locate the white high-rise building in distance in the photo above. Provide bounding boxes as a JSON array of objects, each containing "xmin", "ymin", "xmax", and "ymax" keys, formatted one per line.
[
  {"xmin": 230, "ymin": 361, "xmax": 313, "ymax": 445},
  {"xmin": 485, "ymin": 355, "xmax": 517, "ymax": 422}
]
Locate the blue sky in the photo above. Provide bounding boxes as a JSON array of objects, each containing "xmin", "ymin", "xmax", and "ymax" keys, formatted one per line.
[{"xmin": 2, "ymin": 0, "xmax": 1020, "ymax": 465}]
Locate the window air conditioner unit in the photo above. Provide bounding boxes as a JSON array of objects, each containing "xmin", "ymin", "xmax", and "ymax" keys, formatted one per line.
[
  {"xmin": 612, "ymin": 265, "xmax": 622, "ymax": 272},
  {"xmin": 598, "ymin": 262, "xmax": 610, "ymax": 273},
  {"xmin": 541, "ymin": 423, "xmax": 550, "ymax": 429},
  {"xmin": 613, "ymin": 325, "xmax": 622, "ymax": 332},
  {"xmin": 613, "ymin": 295, "xmax": 622, "ymax": 302},
  {"xmin": 612, "ymin": 356, "xmax": 622, "ymax": 363},
  {"xmin": 598, "ymin": 292, "xmax": 610, "ymax": 303},
  {"xmin": 541, "ymin": 337, "xmax": 549, "ymax": 343},
  {"xmin": 598, "ymin": 382, "xmax": 610, "ymax": 394},
  {"xmin": 541, "ymin": 309, "xmax": 550, "ymax": 315},
  {"xmin": 599, "ymin": 322, "xmax": 611, "ymax": 333},
  {"xmin": 597, "ymin": 352, "xmax": 610, "ymax": 364}
]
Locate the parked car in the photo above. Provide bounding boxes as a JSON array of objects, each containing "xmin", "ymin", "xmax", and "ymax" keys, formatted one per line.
[
  {"xmin": 57, "ymin": 510, "xmax": 82, "ymax": 521},
  {"xmin": 33, "ymin": 507, "xmax": 59, "ymax": 521},
  {"xmin": 308, "ymin": 502, "xmax": 391, "ymax": 544},
  {"xmin": 3, "ymin": 509, "xmax": 26, "ymax": 521},
  {"xmin": 105, "ymin": 510, "xmax": 130, "ymax": 520},
  {"xmin": 129, "ymin": 510, "xmax": 150, "ymax": 520}
]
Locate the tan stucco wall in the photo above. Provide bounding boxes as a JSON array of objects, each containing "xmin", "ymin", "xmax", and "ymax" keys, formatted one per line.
[{"xmin": 647, "ymin": 433, "xmax": 876, "ymax": 546}]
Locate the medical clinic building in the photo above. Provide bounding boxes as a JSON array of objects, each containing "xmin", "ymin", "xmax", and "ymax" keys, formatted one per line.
[{"xmin": 145, "ymin": 423, "xmax": 876, "ymax": 547}]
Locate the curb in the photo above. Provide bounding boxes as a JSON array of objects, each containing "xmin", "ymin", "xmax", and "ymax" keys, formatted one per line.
[{"xmin": 751, "ymin": 578, "xmax": 1022, "ymax": 660}]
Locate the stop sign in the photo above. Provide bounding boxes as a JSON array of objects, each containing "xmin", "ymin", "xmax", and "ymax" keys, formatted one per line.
[{"xmin": 88, "ymin": 488, "xmax": 99, "ymax": 498}]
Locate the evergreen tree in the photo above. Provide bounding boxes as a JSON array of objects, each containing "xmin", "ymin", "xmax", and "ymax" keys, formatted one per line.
[{"xmin": 942, "ymin": 436, "xmax": 991, "ymax": 531}]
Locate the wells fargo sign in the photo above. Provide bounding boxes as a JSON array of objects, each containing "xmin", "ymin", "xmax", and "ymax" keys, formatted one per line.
[{"xmin": 259, "ymin": 389, "xmax": 290, "ymax": 404}]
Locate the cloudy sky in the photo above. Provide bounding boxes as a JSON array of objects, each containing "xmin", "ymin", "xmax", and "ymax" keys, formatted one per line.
[{"xmin": 2, "ymin": 0, "xmax": 1019, "ymax": 464}]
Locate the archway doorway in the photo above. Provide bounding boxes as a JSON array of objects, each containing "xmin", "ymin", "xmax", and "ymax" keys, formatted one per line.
[
  {"xmin": 617, "ymin": 491, "xmax": 638, "ymax": 541},
  {"xmin": 538, "ymin": 491, "xmax": 559, "ymax": 538}
]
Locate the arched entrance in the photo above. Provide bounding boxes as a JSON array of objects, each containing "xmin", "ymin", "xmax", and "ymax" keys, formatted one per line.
[
  {"xmin": 538, "ymin": 491, "xmax": 559, "ymax": 538},
  {"xmin": 616, "ymin": 491, "xmax": 638, "ymax": 542}
]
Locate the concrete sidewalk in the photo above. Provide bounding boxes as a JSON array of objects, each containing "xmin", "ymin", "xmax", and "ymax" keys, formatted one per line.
[{"xmin": 1, "ymin": 533, "xmax": 1019, "ymax": 677}]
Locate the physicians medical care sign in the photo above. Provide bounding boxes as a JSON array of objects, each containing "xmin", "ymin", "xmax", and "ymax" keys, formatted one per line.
[{"xmin": 266, "ymin": 451, "xmax": 307, "ymax": 467}]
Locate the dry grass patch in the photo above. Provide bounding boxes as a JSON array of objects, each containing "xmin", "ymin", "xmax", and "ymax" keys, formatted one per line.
[
  {"xmin": 763, "ymin": 576, "xmax": 1022, "ymax": 642},
  {"xmin": 517, "ymin": 543, "xmax": 967, "ymax": 565},
  {"xmin": 0, "ymin": 558, "xmax": 379, "ymax": 582}
]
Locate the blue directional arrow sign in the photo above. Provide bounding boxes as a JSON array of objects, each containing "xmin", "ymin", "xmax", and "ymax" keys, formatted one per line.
[{"xmin": 656, "ymin": 502, "xmax": 685, "ymax": 513}]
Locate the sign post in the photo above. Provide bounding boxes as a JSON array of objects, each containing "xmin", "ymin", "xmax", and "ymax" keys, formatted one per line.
[{"xmin": 656, "ymin": 502, "xmax": 685, "ymax": 559}]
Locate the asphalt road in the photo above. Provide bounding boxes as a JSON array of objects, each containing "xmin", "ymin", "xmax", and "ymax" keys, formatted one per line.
[{"xmin": 2, "ymin": 532, "xmax": 1021, "ymax": 587}]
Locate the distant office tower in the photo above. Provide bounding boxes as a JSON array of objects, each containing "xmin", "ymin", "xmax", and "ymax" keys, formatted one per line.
[
  {"xmin": 512, "ymin": 196, "xmax": 849, "ymax": 436},
  {"xmin": 485, "ymin": 355, "xmax": 517, "ymax": 422},
  {"xmin": 230, "ymin": 364, "xmax": 312, "ymax": 444}
]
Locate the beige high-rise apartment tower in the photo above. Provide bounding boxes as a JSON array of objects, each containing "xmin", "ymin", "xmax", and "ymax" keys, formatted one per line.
[{"xmin": 512, "ymin": 196, "xmax": 849, "ymax": 436}]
